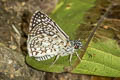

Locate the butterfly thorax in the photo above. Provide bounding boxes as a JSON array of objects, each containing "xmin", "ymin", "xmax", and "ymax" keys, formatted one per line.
[{"xmin": 58, "ymin": 40, "xmax": 82, "ymax": 56}]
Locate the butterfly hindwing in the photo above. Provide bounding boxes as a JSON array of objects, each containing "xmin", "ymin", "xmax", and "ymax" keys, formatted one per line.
[{"xmin": 27, "ymin": 11, "xmax": 71, "ymax": 61}]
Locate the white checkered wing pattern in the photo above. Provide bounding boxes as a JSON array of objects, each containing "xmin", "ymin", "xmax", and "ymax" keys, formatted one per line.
[{"xmin": 27, "ymin": 11, "xmax": 70, "ymax": 61}]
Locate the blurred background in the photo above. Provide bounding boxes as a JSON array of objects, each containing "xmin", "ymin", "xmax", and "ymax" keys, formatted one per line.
[{"xmin": 0, "ymin": 0, "xmax": 120, "ymax": 80}]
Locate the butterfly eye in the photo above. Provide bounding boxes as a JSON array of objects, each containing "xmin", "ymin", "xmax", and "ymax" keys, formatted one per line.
[{"xmin": 74, "ymin": 45, "xmax": 79, "ymax": 49}]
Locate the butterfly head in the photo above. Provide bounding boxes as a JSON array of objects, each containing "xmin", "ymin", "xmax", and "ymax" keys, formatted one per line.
[{"xmin": 73, "ymin": 40, "xmax": 82, "ymax": 49}]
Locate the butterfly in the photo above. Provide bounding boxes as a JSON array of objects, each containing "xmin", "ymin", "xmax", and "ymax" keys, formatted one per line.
[{"xmin": 27, "ymin": 11, "xmax": 82, "ymax": 65}]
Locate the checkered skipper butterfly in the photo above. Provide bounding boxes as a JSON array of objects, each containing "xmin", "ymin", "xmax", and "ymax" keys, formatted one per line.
[{"xmin": 27, "ymin": 11, "xmax": 82, "ymax": 65}]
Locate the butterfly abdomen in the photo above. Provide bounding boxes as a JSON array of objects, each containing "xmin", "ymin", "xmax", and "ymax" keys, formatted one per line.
[{"xmin": 35, "ymin": 54, "xmax": 55, "ymax": 61}]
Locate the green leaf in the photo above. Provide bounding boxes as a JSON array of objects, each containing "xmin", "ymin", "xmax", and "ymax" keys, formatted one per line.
[{"xmin": 72, "ymin": 39, "xmax": 120, "ymax": 77}]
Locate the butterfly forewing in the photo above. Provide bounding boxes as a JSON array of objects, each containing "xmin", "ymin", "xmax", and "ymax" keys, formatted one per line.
[{"xmin": 29, "ymin": 11, "xmax": 69, "ymax": 41}]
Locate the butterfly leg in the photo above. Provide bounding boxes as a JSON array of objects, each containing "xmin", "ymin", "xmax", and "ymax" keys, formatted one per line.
[
  {"xmin": 50, "ymin": 55, "xmax": 60, "ymax": 67},
  {"xmin": 75, "ymin": 52, "xmax": 81, "ymax": 60},
  {"xmin": 69, "ymin": 54, "xmax": 73, "ymax": 65}
]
